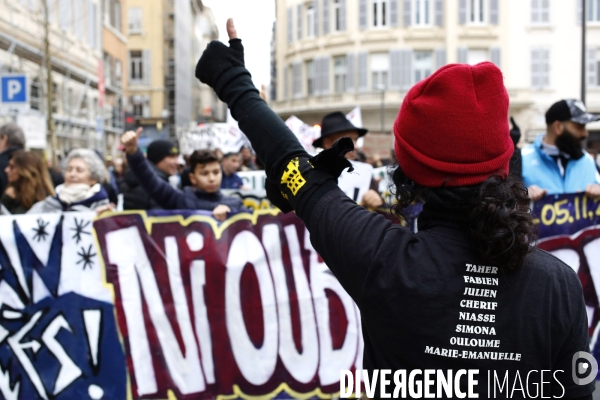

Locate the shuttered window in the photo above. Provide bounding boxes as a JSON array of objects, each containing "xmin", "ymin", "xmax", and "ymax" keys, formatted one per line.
[
  {"xmin": 287, "ymin": 7, "xmax": 293, "ymax": 43},
  {"xmin": 283, "ymin": 66, "xmax": 289, "ymax": 100},
  {"xmin": 490, "ymin": 47, "xmax": 501, "ymax": 69},
  {"xmin": 293, "ymin": 62, "xmax": 302, "ymax": 98},
  {"xmin": 531, "ymin": 48, "xmax": 550, "ymax": 89},
  {"xmin": 390, "ymin": 0, "xmax": 398, "ymax": 26},
  {"xmin": 358, "ymin": 52, "xmax": 368, "ymax": 92},
  {"xmin": 307, "ymin": 60, "xmax": 316, "ymax": 95},
  {"xmin": 314, "ymin": 0, "xmax": 320, "ymax": 36},
  {"xmin": 297, "ymin": 4, "xmax": 303, "ymax": 40},
  {"xmin": 59, "ymin": 0, "xmax": 71, "ymax": 31},
  {"xmin": 399, "ymin": 49, "xmax": 413, "ymax": 90},
  {"xmin": 587, "ymin": 47, "xmax": 597, "ymax": 87},
  {"xmin": 434, "ymin": 48, "xmax": 446, "ymax": 70},
  {"xmin": 489, "ymin": 0, "xmax": 499, "ymax": 24},
  {"xmin": 389, "ymin": 50, "xmax": 401, "ymax": 90},
  {"xmin": 457, "ymin": 47, "xmax": 468, "ymax": 64},
  {"xmin": 403, "ymin": 0, "xmax": 411, "ymax": 26},
  {"xmin": 531, "ymin": 0, "xmax": 550, "ymax": 23},
  {"xmin": 434, "ymin": 0, "xmax": 444, "ymax": 26},
  {"xmin": 359, "ymin": 0, "xmax": 368, "ymax": 30},
  {"xmin": 346, "ymin": 53, "xmax": 355, "ymax": 92}
]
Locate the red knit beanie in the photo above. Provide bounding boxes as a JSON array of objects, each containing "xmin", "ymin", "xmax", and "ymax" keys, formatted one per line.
[{"xmin": 393, "ymin": 62, "xmax": 513, "ymax": 187}]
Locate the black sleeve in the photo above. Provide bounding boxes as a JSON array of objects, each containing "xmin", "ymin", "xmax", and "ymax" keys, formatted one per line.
[{"xmin": 214, "ymin": 67, "xmax": 351, "ymax": 221}]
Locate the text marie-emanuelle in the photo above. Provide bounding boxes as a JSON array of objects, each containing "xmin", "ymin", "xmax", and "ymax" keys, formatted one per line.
[{"xmin": 340, "ymin": 263, "xmax": 566, "ymax": 398}]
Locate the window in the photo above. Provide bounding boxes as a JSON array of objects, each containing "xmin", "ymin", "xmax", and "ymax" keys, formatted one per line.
[
  {"xmin": 467, "ymin": 49, "xmax": 488, "ymax": 65},
  {"xmin": 531, "ymin": 0, "xmax": 549, "ymax": 24},
  {"xmin": 531, "ymin": 48, "xmax": 550, "ymax": 89},
  {"xmin": 372, "ymin": 0, "xmax": 389, "ymax": 27},
  {"xmin": 103, "ymin": 52, "xmax": 113, "ymax": 87},
  {"xmin": 115, "ymin": 60, "xmax": 122, "ymax": 88},
  {"xmin": 306, "ymin": 60, "xmax": 315, "ymax": 95},
  {"xmin": 414, "ymin": 0, "xmax": 432, "ymax": 25},
  {"xmin": 334, "ymin": 0, "xmax": 342, "ymax": 31},
  {"xmin": 132, "ymin": 96, "xmax": 143, "ymax": 117},
  {"xmin": 88, "ymin": 1, "xmax": 98, "ymax": 49},
  {"xmin": 468, "ymin": 0, "xmax": 485, "ymax": 23},
  {"xmin": 59, "ymin": 0, "xmax": 71, "ymax": 31},
  {"xmin": 130, "ymin": 50, "xmax": 144, "ymax": 82},
  {"xmin": 371, "ymin": 53, "xmax": 389, "ymax": 90},
  {"xmin": 306, "ymin": 4, "xmax": 315, "ymax": 37},
  {"xmin": 588, "ymin": 0, "xmax": 600, "ymax": 22},
  {"xmin": 413, "ymin": 51, "xmax": 433, "ymax": 82},
  {"xmin": 129, "ymin": 7, "xmax": 142, "ymax": 33},
  {"xmin": 334, "ymin": 56, "xmax": 347, "ymax": 93}
]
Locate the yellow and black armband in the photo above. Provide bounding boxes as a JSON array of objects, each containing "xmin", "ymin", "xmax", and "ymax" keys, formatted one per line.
[{"xmin": 265, "ymin": 137, "xmax": 355, "ymax": 214}]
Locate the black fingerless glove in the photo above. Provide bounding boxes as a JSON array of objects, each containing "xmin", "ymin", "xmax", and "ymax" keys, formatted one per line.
[{"xmin": 195, "ymin": 39, "xmax": 245, "ymax": 89}]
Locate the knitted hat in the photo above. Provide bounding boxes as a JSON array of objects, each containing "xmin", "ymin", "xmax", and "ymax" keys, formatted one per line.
[
  {"xmin": 147, "ymin": 140, "xmax": 179, "ymax": 165},
  {"xmin": 393, "ymin": 62, "xmax": 513, "ymax": 187}
]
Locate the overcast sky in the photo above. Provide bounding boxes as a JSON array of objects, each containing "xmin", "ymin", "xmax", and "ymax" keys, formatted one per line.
[{"xmin": 202, "ymin": 0, "xmax": 276, "ymax": 89}]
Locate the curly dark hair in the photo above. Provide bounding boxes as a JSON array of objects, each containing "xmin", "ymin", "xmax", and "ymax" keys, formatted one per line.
[{"xmin": 391, "ymin": 166, "xmax": 537, "ymax": 272}]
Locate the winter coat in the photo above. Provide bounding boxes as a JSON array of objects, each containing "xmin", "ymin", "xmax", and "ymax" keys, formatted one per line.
[
  {"xmin": 119, "ymin": 164, "xmax": 169, "ymax": 210},
  {"xmin": 521, "ymin": 134, "xmax": 600, "ymax": 194},
  {"xmin": 28, "ymin": 185, "xmax": 109, "ymax": 214},
  {"xmin": 126, "ymin": 149, "xmax": 248, "ymax": 213}
]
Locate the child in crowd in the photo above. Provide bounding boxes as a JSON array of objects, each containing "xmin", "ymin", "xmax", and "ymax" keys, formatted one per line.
[{"xmin": 120, "ymin": 128, "xmax": 248, "ymax": 220}]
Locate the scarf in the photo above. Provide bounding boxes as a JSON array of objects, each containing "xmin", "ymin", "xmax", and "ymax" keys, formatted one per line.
[{"xmin": 55, "ymin": 183, "xmax": 101, "ymax": 205}]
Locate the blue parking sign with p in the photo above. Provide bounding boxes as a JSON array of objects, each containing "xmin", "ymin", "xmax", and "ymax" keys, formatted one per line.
[{"xmin": 1, "ymin": 75, "xmax": 28, "ymax": 104}]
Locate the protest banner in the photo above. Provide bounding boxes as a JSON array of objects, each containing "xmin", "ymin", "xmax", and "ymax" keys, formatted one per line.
[
  {"xmin": 0, "ymin": 192, "xmax": 598, "ymax": 399},
  {"xmin": 531, "ymin": 193, "xmax": 600, "ymax": 354}
]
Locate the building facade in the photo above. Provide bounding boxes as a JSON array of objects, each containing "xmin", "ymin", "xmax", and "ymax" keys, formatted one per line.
[
  {"xmin": 0, "ymin": 0, "xmax": 105, "ymax": 156},
  {"xmin": 271, "ymin": 0, "xmax": 600, "ymax": 157},
  {"xmin": 125, "ymin": 0, "xmax": 223, "ymax": 142},
  {"xmin": 102, "ymin": 0, "xmax": 128, "ymax": 156}
]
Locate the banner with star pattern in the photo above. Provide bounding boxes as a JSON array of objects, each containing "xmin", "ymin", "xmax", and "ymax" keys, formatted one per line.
[{"xmin": 0, "ymin": 195, "xmax": 598, "ymax": 399}]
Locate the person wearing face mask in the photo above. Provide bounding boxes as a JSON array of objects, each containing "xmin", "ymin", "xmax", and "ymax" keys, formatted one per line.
[{"xmin": 522, "ymin": 99, "xmax": 600, "ymax": 201}]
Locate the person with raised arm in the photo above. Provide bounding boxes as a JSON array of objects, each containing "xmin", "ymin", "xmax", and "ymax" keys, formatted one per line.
[
  {"xmin": 120, "ymin": 128, "xmax": 248, "ymax": 220},
  {"xmin": 193, "ymin": 19, "xmax": 594, "ymax": 399}
]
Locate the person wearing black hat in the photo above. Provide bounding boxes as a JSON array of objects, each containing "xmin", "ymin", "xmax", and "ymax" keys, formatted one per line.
[
  {"xmin": 314, "ymin": 111, "xmax": 384, "ymax": 209},
  {"xmin": 119, "ymin": 139, "xmax": 179, "ymax": 210},
  {"xmin": 522, "ymin": 99, "xmax": 600, "ymax": 201}
]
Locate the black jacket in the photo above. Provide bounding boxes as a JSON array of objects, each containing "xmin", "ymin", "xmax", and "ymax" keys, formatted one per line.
[
  {"xmin": 119, "ymin": 163, "xmax": 169, "ymax": 211},
  {"xmin": 201, "ymin": 59, "xmax": 595, "ymax": 399},
  {"xmin": 0, "ymin": 146, "xmax": 22, "ymax": 195}
]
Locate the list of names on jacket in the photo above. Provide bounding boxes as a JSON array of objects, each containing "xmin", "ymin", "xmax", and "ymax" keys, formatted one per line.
[{"xmin": 424, "ymin": 263, "xmax": 522, "ymax": 361}]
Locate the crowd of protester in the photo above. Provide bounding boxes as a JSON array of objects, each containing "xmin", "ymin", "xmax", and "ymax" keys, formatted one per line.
[{"xmin": 1, "ymin": 96, "xmax": 600, "ymax": 219}]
